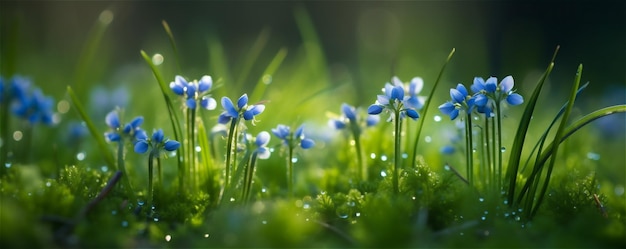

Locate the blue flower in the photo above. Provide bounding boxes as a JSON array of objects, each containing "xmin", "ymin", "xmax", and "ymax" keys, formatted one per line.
[
  {"xmin": 367, "ymin": 76, "xmax": 421, "ymax": 121},
  {"xmin": 438, "ymin": 83, "xmax": 476, "ymax": 120},
  {"xmin": 329, "ymin": 103, "xmax": 379, "ymax": 130},
  {"xmin": 499, "ymin": 76, "xmax": 524, "ymax": 106},
  {"xmin": 272, "ymin": 124, "xmax": 315, "ymax": 149},
  {"xmin": 254, "ymin": 131, "xmax": 271, "ymax": 159},
  {"xmin": 104, "ymin": 109, "xmax": 145, "ymax": 143},
  {"xmin": 169, "ymin": 75, "xmax": 217, "ymax": 110},
  {"xmin": 10, "ymin": 87, "xmax": 55, "ymax": 125},
  {"xmin": 134, "ymin": 128, "xmax": 180, "ymax": 157},
  {"xmin": 218, "ymin": 94, "xmax": 265, "ymax": 124}
]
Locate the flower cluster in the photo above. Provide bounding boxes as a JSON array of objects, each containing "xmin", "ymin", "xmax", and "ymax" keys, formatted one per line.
[
  {"xmin": 272, "ymin": 124, "xmax": 315, "ymax": 149},
  {"xmin": 1, "ymin": 76, "xmax": 55, "ymax": 125},
  {"xmin": 134, "ymin": 129, "xmax": 180, "ymax": 157},
  {"xmin": 329, "ymin": 103, "xmax": 379, "ymax": 130},
  {"xmin": 218, "ymin": 94, "xmax": 265, "ymax": 124},
  {"xmin": 367, "ymin": 76, "xmax": 423, "ymax": 120},
  {"xmin": 439, "ymin": 76, "xmax": 524, "ymax": 120},
  {"xmin": 104, "ymin": 109, "xmax": 145, "ymax": 143},
  {"xmin": 170, "ymin": 75, "xmax": 217, "ymax": 110}
]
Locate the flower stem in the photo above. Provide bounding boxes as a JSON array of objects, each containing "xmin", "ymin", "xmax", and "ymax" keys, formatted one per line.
[
  {"xmin": 220, "ymin": 118, "xmax": 239, "ymax": 203},
  {"xmin": 393, "ymin": 109, "xmax": 402, "ymax": 195},
  {"xmin": 243, "ymin": 151, "xmax": 258, "ymax": 204},
  {"xmin": 496, "ymin": 102, "xmax": 503, "ymax": 192},
  {"xmin": 484, "ymin": 118, "xmax": 492, "ymax": 191},
  {"xmin": 349, "ymin": 122, "xmax": 365, "ymax": 182},
  {"xmin": 465, "ymin": 114, "xmax": 474, "ymax": 186},
  {"xmin": 491, "ymin": 117, "xmax": 497, "ymax": 192},
  {"xmin": 117, "ymin": 142, "xmax": 135, "ymax": 200},
  {"xmin": 147, "ymin": 153, "xmax": 154, "ymax": 218},
  {"xmin": 287, "ymin": 143, "xmax": 295, "ymax": 198}
]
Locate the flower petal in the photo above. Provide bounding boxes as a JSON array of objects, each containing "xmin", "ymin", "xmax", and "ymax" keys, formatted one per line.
[
  {"xmin": 134, "ymin": 140, "xmax": 149, "ymax": 154},
  {"xmin": 256, "ymin": 131, "xmax": 270, "ymax": 147},
  {"xmin": 272, "ymin": 125, "xmax": 290, "ymax": 140},
  {"xmin": 366, "ymin": 115, "xmax": 380, "ymax": 127},
  {"xmin": 129, "ymin": 116, "xmax": 144, "ymax": 129},
  {"xmin": 391, "ymin": 85, "xmax": 404, "ymax": 101},
  {"xmin": 105, "ymin": 110, "xmax": 120, "ymax": 128},
  {"xmin": 471, "ymin": 77, "xmax": 485, "ymax": 93},
  {"xmin": 221, "ymin": 97, "xmax": 239, "ymax": 117},
  {"xmin": 257, "ymin": 147, "xmax": 271, "ymax": 160},
  {"xmin": 217, "ymin": 112, "xmax": 232, "ymax": 124},
  {"xmin": 473, "ymin": 94, "xmax": 488, "ymax": 107},
  {"xmin": 300, "ymin": 138, "xmax": 315, "ymax": 149},
  {"xmin": 341, "ymin": 103, "xmax": 356, "ymax": 120},
  {"xmin": 186, "ymin": 98, "xmax": 197, "ymax": 109},
  {"xmin": 506, "ymin": 93, "xmax": 524, "ymax": 105},
  {"xmin": 201, "ymin": 97, "xmax": 217, "ymax": 110},
  {"xmin": 405, "ymin": 109, "xmax": 419, "ymax": 120},
  {"xmin": 409, "ymin": 77, "xmax": 424, "ymax": 95},
  {"xmin": 485, "ymin": 77, "xmax": 498, "ymax": 93},
  {"xmin": 164, "ymin": 140, "xmax": 181, "ymax": 151},
  {"xmin": 329, "ymin": 119, "xmax": 346, "ymax": 129},
  {"xmin": 449, "ymin": 109, "xmax": 459, "ymax": 120},
  {"xmin": 104, "ymin": 132, "xmax": 121, "ymax": 142},
  {"xmin": 376, "ymin": 95, "xmax": 389, "ymax": 105},
  {"xmin": 456, "ymin": 83, "xmax": 468, "ymax": 97},
  {"xmin": 198, "ymin": 75, "xmax": 212, "ymax": 92},
  {"xmin": 135, "ymin": 129, "xmax": 148, "ymax": 141},
  {"xmin": 237, "ymin": 94, "xmax": 248, "ymax": 109},
  {"xmin": 367, "ymin": 104, "xmax": 384, "ymax": 115},
  {"xmin": 295, "ymin": 125, "xmax": 304, "ymax": 139},
  {"xmin": 500, "ymin": 75, "xmax": 514, "ymax": 93},
  {"xmin": 450, "ymin": 88, "xmax": 465, "ymax": 104},
  {"xmin": 152, "ymin": 129, "xmax": 164, "ymax": 143}
]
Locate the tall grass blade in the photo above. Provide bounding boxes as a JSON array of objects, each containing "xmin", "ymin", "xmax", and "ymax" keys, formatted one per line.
[
  {"xmin": 506, "ymin": 46, "xmax": 559, "ymax": 205},
  {"xmin": 72, "ymin": 10, "xmax": 113, "ymax": 96},
  {"xmin": 197, "ymin": 118, "xmax": 217, "ymax": 205},
  {"xmin": 162, "ymin": 20, "xmax": 182, "ymax": 73},
  {"xmin": 235, "ymin": 28, "xmax": 271, "ymax": 91},
  {"xmin": 140, "ymin": 50, "xmax": 185, "ymax": 190},
  {"xmin": 521, "ymin": 82, "xmax": 589, "ymax": 173},
  {"xmin": 66, "ymin": 86, "xmax": 116, "ymax": 169},
  {"xmin": 528, "ymin": 64, "xmax": 583, "ymax": 218},
  {"xmin": 410, "ymin": 48, "xmax": 455, "ymax": 168},
  {"xmin": 249, "ymin": 48, "xmax": 288, "ymax": 102}
]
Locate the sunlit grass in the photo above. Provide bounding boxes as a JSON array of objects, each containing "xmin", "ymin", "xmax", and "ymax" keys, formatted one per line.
[{"xmin": 0, "ymin": 6, "xmax": 625, "ymax": 248}]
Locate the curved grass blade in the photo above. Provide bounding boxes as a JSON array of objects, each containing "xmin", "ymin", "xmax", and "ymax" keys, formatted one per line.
[
  {"xmin": 528, "ymin": 64, "xmax": 582, "ymax": 218},
  {"xmin": 506, "ymin": 46, "xmax": 559, "ymax": 205},
  {"xmin": 521, "ymin": 82, "xmax": 589, "ymax": 173},
  {"xmin": 162, "ymin": 20, "xmax": 182, "ymax": 73},
  {"xmin": 140, "ymin": 50, "xmax": 185, "ymax": 190},
  {"xmin": 73, "ymin": 10, "xmax": 113, "ymax": 96},
  {"xmin": 410, "ymin": 48, "xmax": 455, "ymax": 168},
  {"xmin": 516, "ymin": 104, "xmax": 626, "ymax": 207},
  {"xmin": 249, "ymin": 47, "xmax": 288, "ymax": 102},
  {"xmin": 66, "ymin": 86, "xmax": 116, "ymax": 169},
  {"xmin": 197, "ymin": 118, "xmax": 218, "ymax": 205},
  {"xmin": 235, "ymin": 28, "xmax": 271, "ymax": 91}
]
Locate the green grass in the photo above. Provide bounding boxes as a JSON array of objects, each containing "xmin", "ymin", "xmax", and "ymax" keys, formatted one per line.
[{"xmin": 1, "ymin": 6, "xmax": 625, "ymax": 249}]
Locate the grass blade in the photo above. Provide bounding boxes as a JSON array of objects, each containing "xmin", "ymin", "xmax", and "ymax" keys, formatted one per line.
[
  {"xmin": 528, "ymin": 64, "xmax": 583, "ymax": 218},
  {"xmin": 162, "ymin": 20, "xmax": 182, "ymax": 73},
  {"xmin": 235, "ymin": 28, "xmax": 271, "ymax": 91},
  {"xmin": 249, "ymin": 47, "xmax": 288, "ymax": 102},
  {"xmin": 140, "ymin": 50, "xmax": 185, "ymax": 191},
  {"xmin": 506, "ymin": 46, "xmax": 559, "ymax": 205},
  {"xmin": 66, "ymin": 86, "xmax": 116, "ymax": 169},
  {"xmin": 521, "ymin": 82, "xmax": 589, "ymax": 173},
  {"xmin": 72, "ymin": 10, "xmax": 113, "ymax": 96},
  {"xmin": 410, "ymin": 48, "xmax": 455, "ymax": 168}
]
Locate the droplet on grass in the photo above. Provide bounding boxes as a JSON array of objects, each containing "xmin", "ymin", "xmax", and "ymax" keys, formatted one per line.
[
  {"xmin": 500, "ymin": 147, "xmax": 506, "ymax": 152},
  {"xmin": 291, "ymin": 158, "xmax": 298, "ymax": 163}
]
